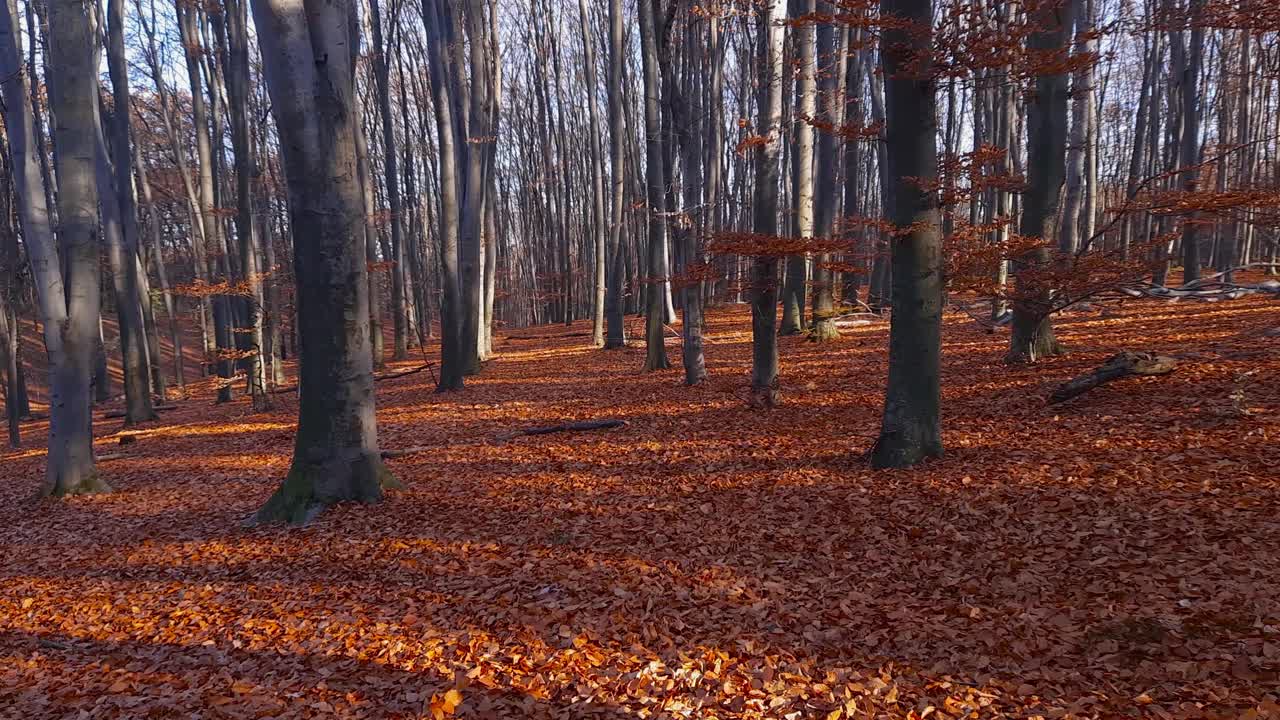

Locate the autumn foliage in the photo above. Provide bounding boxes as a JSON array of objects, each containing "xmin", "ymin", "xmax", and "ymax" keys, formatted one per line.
[{"xmin": 3, "ymin": 298, "xmax": 1279, "ymax": 718}]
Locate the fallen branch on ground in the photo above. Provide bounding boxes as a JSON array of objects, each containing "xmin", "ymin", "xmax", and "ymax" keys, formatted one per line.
[
  {"xmin": 498, "ymin": 419, "xmax": 627, "ymax": 440},
  {"xmin": 375, "ymin": 363, "xmax": 433, "ymax": 382},
  {"xmin": 505, "ymin": 331, "xmax": 591, "ymax": 341},
  {"xmin": 103, "ymin": 405, "xmax": 177, "ymax": 419},
  {"xmin": 382, "ymin": 419, "xmax": 629, "ymax": 459},
  {"xmin": 1049, "ymin": 352, "xmax": 1178, "ymax": 405},
  {"xmin": 271, "ymin": 363, "xmax": 435, "ymax": 395}
]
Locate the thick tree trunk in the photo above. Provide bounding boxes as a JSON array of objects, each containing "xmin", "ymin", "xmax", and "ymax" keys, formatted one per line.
[
  {"xmin": 750, "ymin": 0, "xmax": 786, "ymax": 407},
  {"xmin": 27, "ymin": 0, "xmax": 107, "ymax": 494},
  {"xmin": 871, "ymin": 0, "xmax": 943, "ymax": 468},
  {"xmin": 249, "ymin": 0, "xmax": 397, "ymax": 524}
]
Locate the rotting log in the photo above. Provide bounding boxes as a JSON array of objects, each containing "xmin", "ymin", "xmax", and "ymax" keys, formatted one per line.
[{"xmin": 1049, "ymin": 352, "xmax": 1177, "ymax": 404}]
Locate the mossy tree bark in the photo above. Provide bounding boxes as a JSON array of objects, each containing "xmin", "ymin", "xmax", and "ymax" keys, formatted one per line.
[
  {"xmin": 250, "ymin": 0, "xmax": 398, "ymax": 524},
  {"xmin": 870, "ymin": 0, "xmax": 944, "ymax": 469}
]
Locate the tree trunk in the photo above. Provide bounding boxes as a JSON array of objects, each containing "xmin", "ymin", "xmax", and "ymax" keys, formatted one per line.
[
  {"xmin": 578, "ymin": 0, "xmax": 608, "ymax": 348},
  {"xmin": 369, "ymin": 0, "xmax": 411, "ymax": 361},
  {"xmin": 1177, "ymin": 0, "xmax": 1205, "ymax": 284},
  {"xmin": 423, "ymin": 0, "xmax": 466, "ymax": 391},
  {"xmin": 217, "ymin": 0, "xmax": 269, "ymax": 409},
  {"xmin": 750, "ymin": 0, "xmax": 786, "ymax": 407},
  {"xmin": 604, "ymin": 0, "xmax": 628, "ymax": 349},
  {"xmin": 870, "ymin": 0, "xmax": 943, "ymax": 468},
  {"xmin": 810, "ymin": 4, "xmax": 841, "ymax": 342},
  {"xmin": 1006, "ymin": 0, "xmax": 1073, "ymax": 363},
  {"xmin": 638, "ymin": 0, "xmax": 670, "ymax": 371},
  {"xmin": 101, "ymin": 0, "xmax": 156, "ymax": 424},
  {"xmin": 780, "ymin": 0, "xmax": 815, "ymax": 336},
  {"xmin": 249, "ymin": 0, "xmax": 397, "ymax": 524},
  {"xmin": 16, "ymin": 0, "xmax": 108, "ymax": 494}
]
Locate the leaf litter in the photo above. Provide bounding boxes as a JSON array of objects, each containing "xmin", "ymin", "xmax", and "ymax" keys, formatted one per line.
[{"xmin": 1, "ymin": 296, "xmax": 1278, "ymax": 719}]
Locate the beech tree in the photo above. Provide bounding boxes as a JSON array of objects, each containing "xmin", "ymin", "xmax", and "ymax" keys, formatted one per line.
[
  {"xmin": 749, "ymin": 0, "xmax": 787, "ymax": 407},
  {"xmin": 2, "ymin": 0, "xmax": 107, "ymax": 494},
  {"xmin": 870, "ymin": 0, "xmax": 943, "ymax": 467},
  {"xmin": 249, "ymin": 0, "xmax": 398, "ymax": 523}
]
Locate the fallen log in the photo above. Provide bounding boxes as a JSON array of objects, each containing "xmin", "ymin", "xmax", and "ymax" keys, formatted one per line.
[
  {"xmin": 505, "ymin": 331, "xmax": 591, "ymax": 341},
  {"xmin": 375, "ymin": 363, "xmax": 434, "ymax": 382},
  {"xmin": 1049, "ymin": 352, "xmax": 1178, "ymax": 405},
  {"xmin": 382, "ymin": 419, "xmax": 628, "ymax": 458},
  {"xmin": 381, "ymin": 445, "xmax": 434, "ymax": 459},
  {"xmin": 103, "ymin": 404, "xmax": 177, "ymax": 419},
  {"xmin": 270, "ymin": 363, "xmax": 435, "ymax": 395},
  {"xmin": 497, "ymin": 419, "xmax": 627, "ymax": 441}
]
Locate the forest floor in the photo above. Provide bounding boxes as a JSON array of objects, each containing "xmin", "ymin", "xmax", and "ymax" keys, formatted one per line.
[{"xmin": 2, "ymin": 292, "xmax": 1279, "ymax": 719}]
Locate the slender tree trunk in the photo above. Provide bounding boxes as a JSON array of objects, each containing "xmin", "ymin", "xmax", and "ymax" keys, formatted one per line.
[
  {"xmin": 604, "ymin": 0, "xmax": 628, "ymax": 349},
  {"xmin": 638, "ymin": 0, "xmax": 670, "ymax": 371},
  {"xmin": 810, "ymin": 3, "xmax": 841, "ymax": 342},
  {"xmin": 781, "ymin": 0, "xmax": 815, "ymax": 336},
  {"xmin": 369, "ymin": 0, "xmax": 411, "ymax": 360},
  {"xmin": 424, "ymin": 0, "xmax": 465, "ymax": 390},
  {"xmin": 1177, "ymin": 0, "xmax": 1205, "ymax": 284},
  {"xmin": 1058, "ymin": 0, "xmax": 1092, "ymax": 254},
  {"xmin": 356, "ymin": 119, "xmax": 385, "ymax": 370},
  {"xmin": 750, "ymin": 0, "xmax": 786, "ymax": 406},
  {"xmin": 218, "ymin": 0, "xmax": 269, "ymax": 409},
  {"xmin": 1006, "ymin": 0, "xmax": 1073, "ymax": 363},
  {"xmin": 578, "ymin": 0, "xmax": 608, "ymax": 348},
  {"xmin": 178, "ymin": 1, "xmax": 234, "ymax": 400},
  {"xmin": 103, "ymin": 0, "xmax": 156, "ymax": 422}
]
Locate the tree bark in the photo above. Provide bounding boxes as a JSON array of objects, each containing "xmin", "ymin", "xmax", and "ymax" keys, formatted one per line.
[
  {"xmin": 102, "ymin": 0, "xmax": 156, "ymax": 424},
  {"xmin": 870, "ymin": 0, "xmax": 943, "ymax": 468},
  {"xmin": 780, "ymin": 0, "xmax": 815, "ymax": 336},
  {"xmin": 750, "ymin": 0, "xmax": 786, "ymax": 407},
  {"xmin": 638, "ymin": 0, "xmax": 670, "ymax": 371},
  {"xmin": 810, "ymin": 3, "xmax": 841, "ymax": 342},
  {"xmin": 1006, "ymin": 0, "xmax": 1073, "ymax": 363},
  {"xmin": 13, "ymin": 0, "xmax": 108, "ymax": 494},
  {"xmin": 249, "ymin": 0, "xmax": 398, "ymax": 524},
  {"xmin": 604, "ymin": 0, "xmax": 628, "ymax": 349}
]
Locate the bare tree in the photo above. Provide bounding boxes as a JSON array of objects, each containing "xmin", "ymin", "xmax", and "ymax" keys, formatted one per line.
[
  {"xmin": 3, "ymin": 0, "xmax": 108, "ymax": 494},
  {"xmin": 249, "ymin": 0, "xmax": 399, "ymax": 523},
  {"xmin": 870, "ymin": 0, "xmax": 943, "ymax": 467},
  {"xmin": 749, "ymin": 0, "xmax": 786, "ymax": 407}
]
